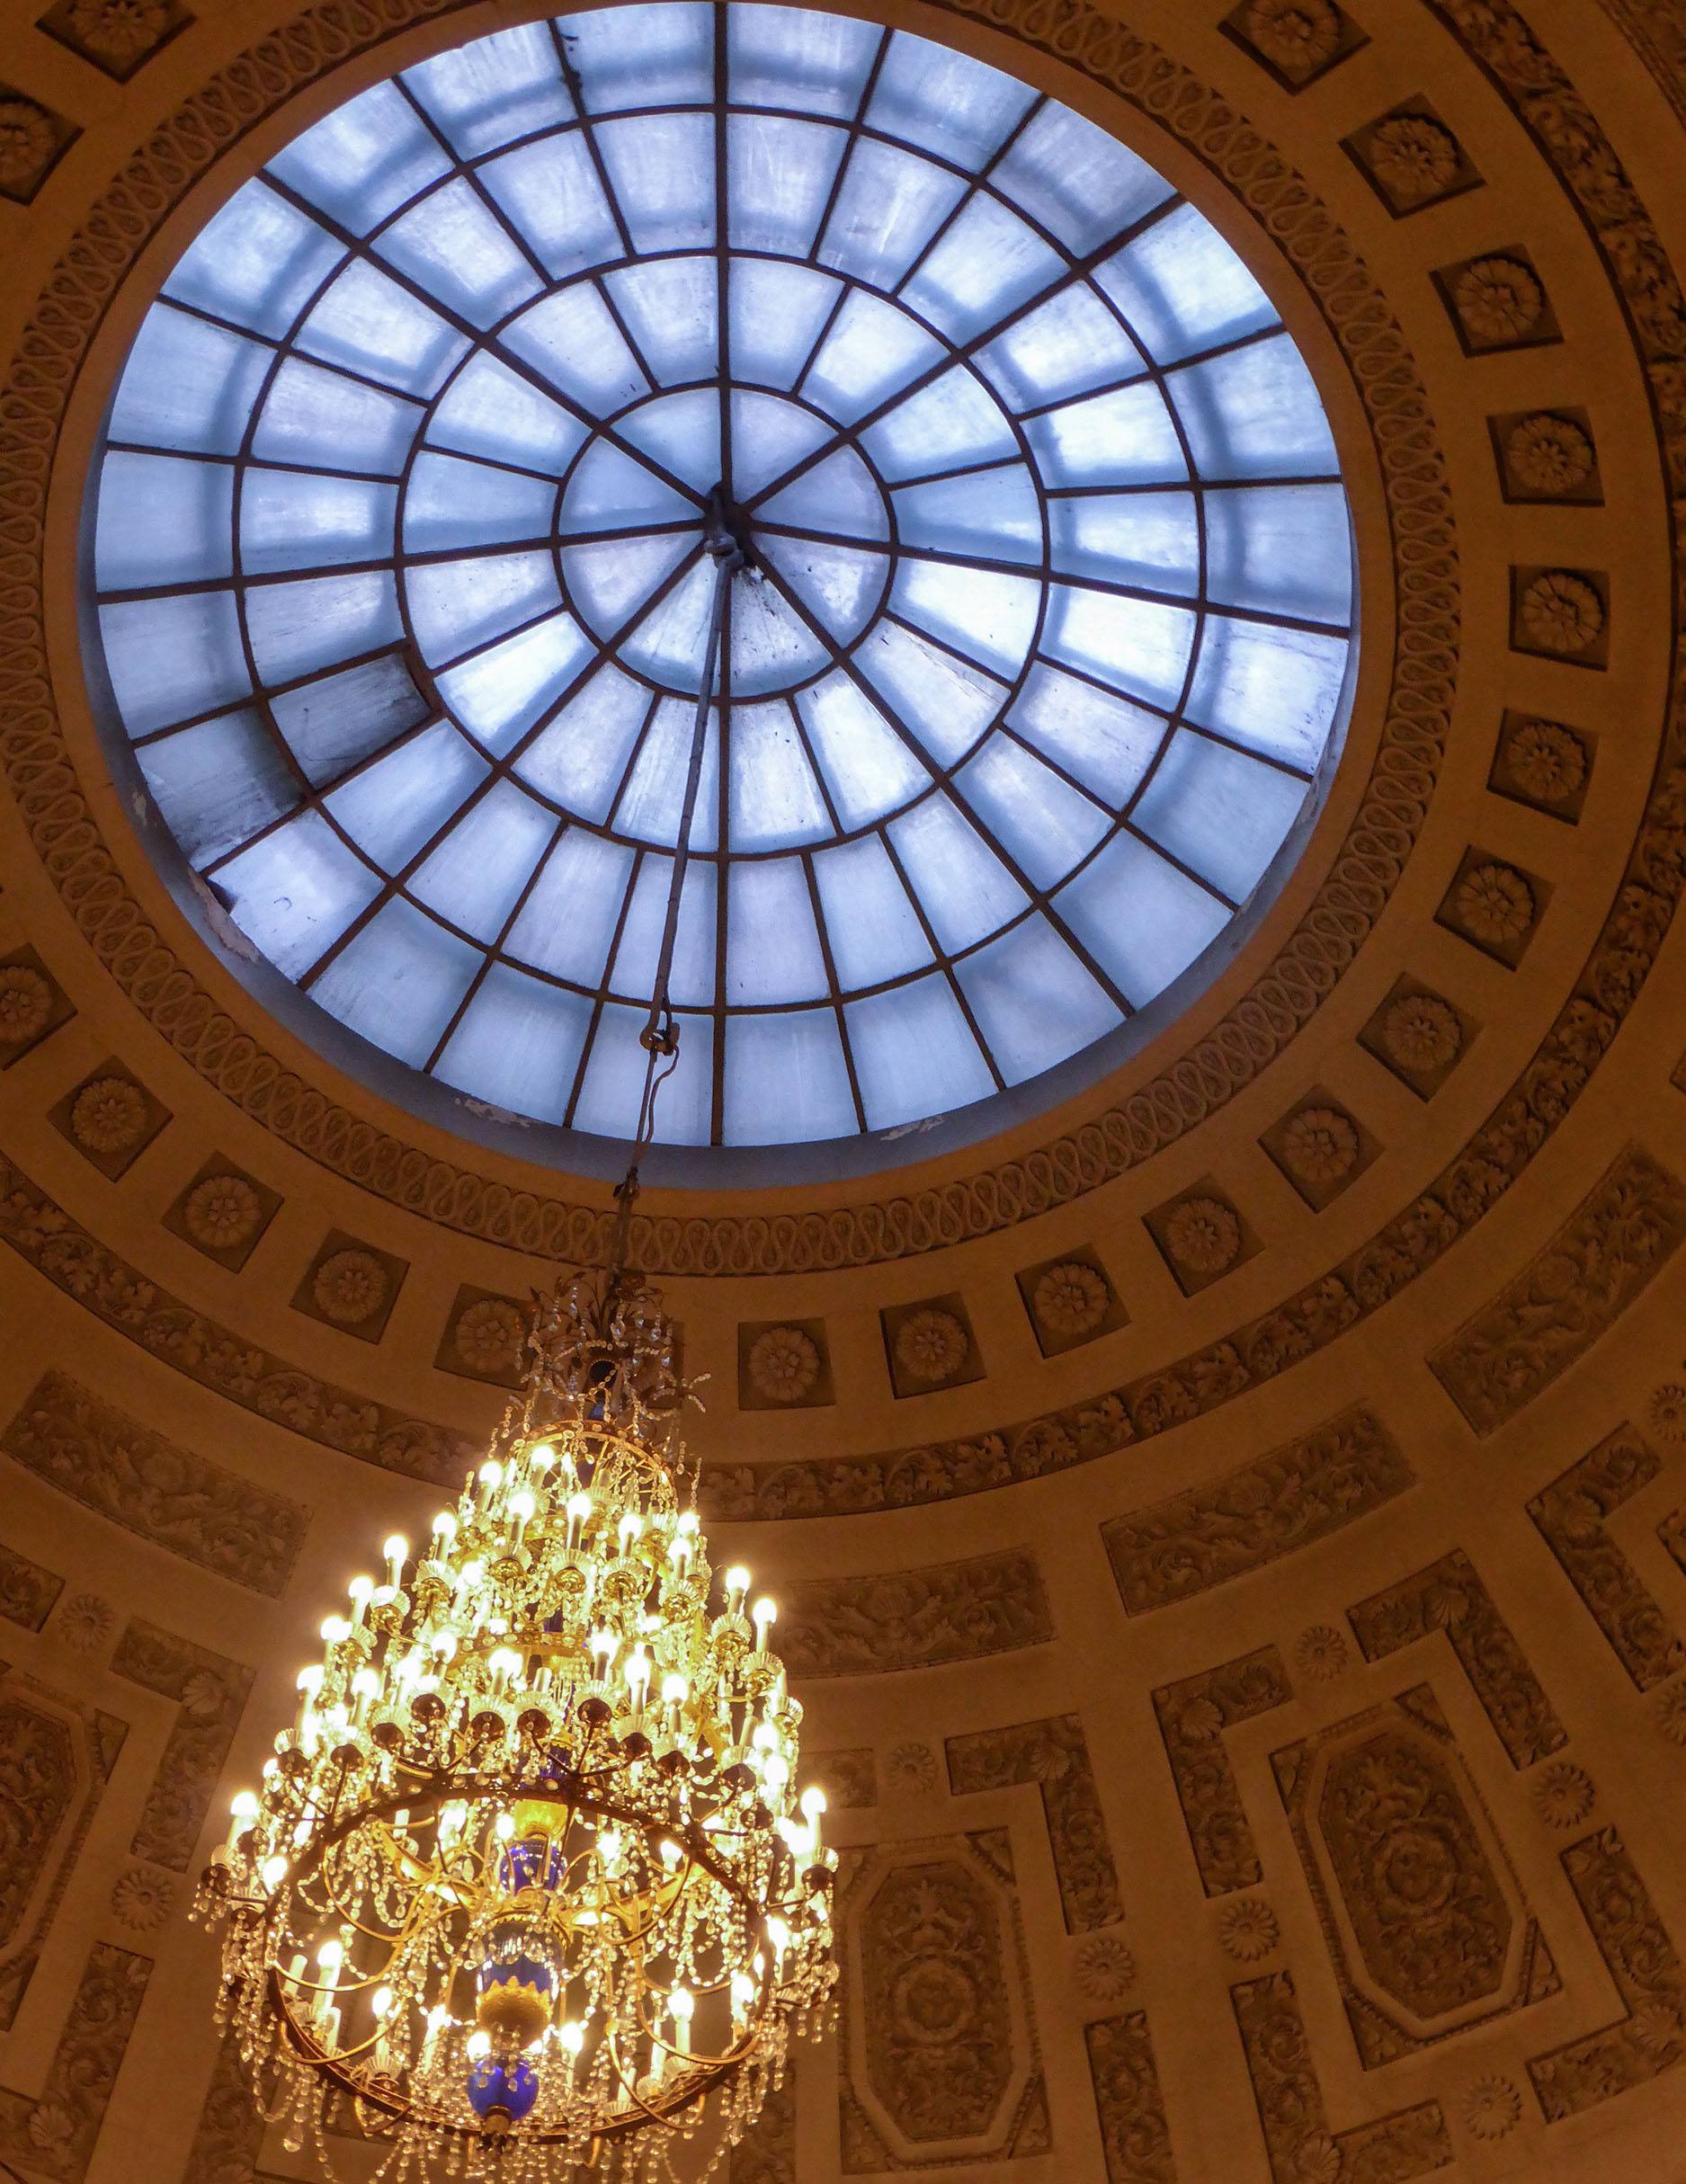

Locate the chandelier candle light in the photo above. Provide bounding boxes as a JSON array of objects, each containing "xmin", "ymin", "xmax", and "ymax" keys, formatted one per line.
[{"xmin": 194, "ymin": 1266, "xmax": 834, "ymax": 2184}]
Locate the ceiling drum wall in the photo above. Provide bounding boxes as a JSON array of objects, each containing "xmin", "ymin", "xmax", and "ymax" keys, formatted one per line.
[{"xmin": 1, "ymin": 0, "xmax": 1685, "ymax": 2181}]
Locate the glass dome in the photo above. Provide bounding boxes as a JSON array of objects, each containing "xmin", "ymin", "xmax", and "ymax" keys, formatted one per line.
[{"xmin": 87, "ymin": 1, "xmax": 1354, "ymax": 1165}]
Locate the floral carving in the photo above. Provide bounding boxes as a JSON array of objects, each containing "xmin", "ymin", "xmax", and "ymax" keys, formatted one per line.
[
  {"xmin": 1075, "ymin": 1933, "xmax": 1136, "ymax": 2002},
  {"xmin": 67, "ymin": 1078, "xmax": 145, "ymax": 1154},
  {"xmin": 453, "ymin": 1297, "xmax": 524, "ymax": 1376},
  {"xmin": 1647, "ymin": 1381, "xmax": 1686, "ymax": 1444},
  {"xmin": 1504, "ymin": 717, "xmax": 1587, "ymax": 803},
  {"xmin": 182, "ymin": 1173, "xmax": 261, "ymax": 1252},
  {"xmin": 110, "ymin": 1865, "xmax": 174, "ymax": 1932},
  {"xmin": 1520, "ymin": 569, "xmax": 1604, "ymax": 654},
  {"xmin": 1348, "ymin": 1549, "xmax": 1567, "ymax": 1769},
  {"xmin": 1655, "ymin": 1680, "xmax": 1686, "ymax": 1746},
  {"xmin": 746, "ymin": 1325, "xmax": 820, "ymax": 1404},
  {"xmin": 182, "ymin": 2032, "xmax": 263, "ymax": 2184},
  {"xmin": 55, "ymin": 1593, "xmax": 112, "ymax": 1656},
  {"xmin": 1454, "ymin": 862, "xmax": 1535, "ymax": 946},
  {"xmin": 1032, "ymin": 1261, "xmax": 1109, "ymax": 1337},
  {"xmin": 0, "ymin": 1944, "xmax": 151, "ymax": 2180},
  {"xmin": 1162, "ymin": 1196, "xmax": 1241, "ymax": 1276},
  {"xmin": 0, "ymin": 964, "xmax": 52, "ymax": 1045},
  {"xmin": 4, "ymin": 1373, "xmax": 307, "ymax": 1596},
  {"xmin": 1218, "ymin": 1897, "xmax": 1280, "ymax": 1962},
  {"xmin": 1454, "ymin": 254, "xmax": 1545, "ymax": 343},
  {"xmin": 0, "ymin": 1543, "xmax": 61, "ymax": 1636},
  {"xmin": 1528, "ymin": 1432, "xmax": 1684, "ymax": 1690},
  {"xmin": 1381, "ymin": 993, "xmax": 1461, "ymax": 1073},
  {"xmin": 948, "ymin": 1716, "xmax": 1123, "ymax": 1931},
  {"xmin": 1507, "ymin": 412, "xmax": 1595, "ymax": 493},
  {"xmin": 112, "ymin": 1620, "xmax": 253, "ymax": 1871},
  {"xmin": 810, "ymin": 1749, "xmax": 877, "ymax": 1811},
  {"xmin": 1084, "ymin": 2013, "xmax": 1175, "ymax": 2184},
  {"xmin": 311, "ymin": 1247, "xmax": 389, "ymax": 1326},
  {"xmin": 1532, "ymin": 1761, "xmax": 1594, "ymax": 1829},
  {"xmin": 1434, "ymin": 1151, "xmax": 1686, "ymax": 1434},
  {"xmin": 1280, "ymin": 1109, "xmax": 1358, "ymax": 1185},
  {"xmin": 65, "ymin": 0, "xmax": 169, "ymax": 62},
  {"xmin": 1106, "ymin": 1408, "xmax": 1411, "ymax": 1614},
  {"xmin": 777, "ymin": 1551, "xmax": 1050, "ymax": 1678},
  {"xmin": 1294, "ymin": 1626, "xmax": 1349, "ymax": 1682},
  {"xmin": 1460, "ymin": 2074, "xmax": 1522, "ymax": 2140},
  {"xmin": 0, "ymin": 100, "xmax": 58, "ymax": 196},
  {"xmin": 1243, "ymin": 0, "xmax": 1340, "ymax": 74},
  {"xmin": 893, "ymin": 1308, "xmax": 968, "ymax": 1385},
  {"xmin": 1368, "ymin": 114, "xmax": 1460, "ymax": 201},
  {"xmin": 888, "ymin": 1743, "xmax": 938, "ymax": 1793},
  {"xmin": 1154, "ymin": 1648, "xmax": 1291, "ymax": 1895}
]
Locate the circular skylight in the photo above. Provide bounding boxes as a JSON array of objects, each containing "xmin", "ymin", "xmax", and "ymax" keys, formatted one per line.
[{"xmin": 88, "ymin": 1, "xmax": 1354, "ymax": 1163}]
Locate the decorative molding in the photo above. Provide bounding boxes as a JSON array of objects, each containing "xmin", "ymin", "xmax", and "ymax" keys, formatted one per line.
[
  {"xmin": 0, "ymin": 946, "xmax": 73, "ymax": 1065},
  {"xmin": 1153, "ymin": 1648, "xmax": 1292, "ymax": 1898},
  {"xmin": 1529, "ymin": 1826, "xmax": 1686, "ymax": 2117},
  {"xmin": 946, "ymin": 1715, "xmax": 1123, "ymax": 1933},
  {"xmin": 36, "ymin": 0, "xmax": 192, "ymax": 81},
  {"xmin": 738, "ymin": 1319, "xmax": 831, "ymax": 1411},
  {"xmin": 110, "ymin": 1618, "xmax": 253, "ymax": 1872},
  {"xmin": 2, "ymin": 1371, "xmax": 308, "ymax": 1597},
  {"xmin": 0, "ymin": 1541, "xmax": 63, "ymax": 1633},
  {"xmin": 1104, "ymin": 1409, "xmax": 1412, "ymax": 1614},
  {"xmin": 809, "ymin": 1750, "xmax": 877, "ymax": 1812},
  {"xmin": 181, "ymin": 2033, "xmax": 262, "ymax": 2184},
  {"xmin": 0, "ymin": 1943, "xmax": 151, "ymax": 2181},
  {"xmin": 1432, "ymin": 1147, "xmax": 1686, "ymax": 1433},
  {"xmin": 1343, "ymin": 98, "xmax": 1479, "ymax": 217},
  {"xmin": 1084, "ymin": 2012, "xmax": 1176, "ymax": 2184},
  {"xmin": 1527, "ymin": 1425, "xmax": 1684, "ymax": 1689},
  {"xmin": 1348, "ymin": 1549, "xmax": 1567, "ymax": 1767},
  {"xmin": 726, "ymin": 2081, "xmax": 795, "ymax": 2184},
  {"xmin": 777, "ymin": 1552, "xmax": 1051, "ymax": 1680},
  {"xmin": 881, "ymin": 1297, "xmax": 981, "ymax": 1399},
  {"xmin": 1231, "ymin": 1969, "xmax": 1451, "ymax": 2183},
  {"xmin": 49, "ymin": 1057, "xmax": 170, "ymax": 1180}
]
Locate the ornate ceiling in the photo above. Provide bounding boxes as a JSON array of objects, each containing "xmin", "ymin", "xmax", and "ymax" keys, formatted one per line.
[{"xmin": 3, "ymin": 0, "xmax": 1686, "ymax": 2180}]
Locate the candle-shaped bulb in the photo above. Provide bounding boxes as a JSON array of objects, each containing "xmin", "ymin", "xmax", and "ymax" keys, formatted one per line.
[
  {"xmin": 371, "ymin": 1987, "xmax": 393, "ymax": 2020},
  {"xmin": 382, "ymin": 1535, "xmax": 407, "ymax": 1583},
  {"xmin": 669, "ymin": 1987, "xmax": 693, "ymax": 2052},
  {"xmin": 752, "ymin": 1598, "xmax": 777, "ymax": 1651},
  {"xmin": 661, "ymin": 1672, "xmax": 688, "ymax": 1709},
  {"xmin": 725, "ymin": 1564, "xmax": 751, "ymax": 1604},
  {"xmin": 478, "ymin": 1460, "xmax": 503, "ymax": 1493},
  {"xmin": 531, "ymin": 1442, "xmax": 555, "ymax": 1470},
  {"xmin": 230, "ymin": 1790, "xmax": 259, "ymax": 1821},
  {"xmin": 431, "ymin": 1509, "xmax": 457, "ymax": 1544},
  {"xmin": 560, "ymin": 2021, "xmax": 584, "ymax": 2056},
  {"xmin": 320, "ymin": 1616, "xmax": 352, "ymax": 1646},
  {"xmin": 495, "ymin": 1812, "xmax": 515, "ymax": 1841},
  {"xmin": 261, "ymin": 1856, "xmax": 288, "ymax": 1891}
]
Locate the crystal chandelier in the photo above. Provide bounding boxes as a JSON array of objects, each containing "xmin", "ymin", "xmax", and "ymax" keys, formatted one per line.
[{"xmin": 194, "ymin": 531, "xmax": 836, "ymax": 2184}]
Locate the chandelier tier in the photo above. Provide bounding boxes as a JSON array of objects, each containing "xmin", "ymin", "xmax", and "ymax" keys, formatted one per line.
[{"xmin": 195, "ymin": 1270, "xmax": 835, "ymax": 2184}]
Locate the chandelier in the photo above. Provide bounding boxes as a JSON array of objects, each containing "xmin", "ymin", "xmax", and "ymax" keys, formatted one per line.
[{"xmin": 195, "ymin": 536, "xmax": 835, "ymax": 2180}]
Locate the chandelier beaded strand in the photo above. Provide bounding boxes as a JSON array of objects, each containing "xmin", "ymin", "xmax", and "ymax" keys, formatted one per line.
[{"xmin": 193, "ymin": 1269, "xmax": 835, "ymax": 2184}]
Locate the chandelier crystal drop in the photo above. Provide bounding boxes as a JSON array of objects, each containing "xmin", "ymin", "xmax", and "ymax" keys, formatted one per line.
[{"xmin": 194, "ymin": 1270, "xmax": 835, "ymax": 2184}]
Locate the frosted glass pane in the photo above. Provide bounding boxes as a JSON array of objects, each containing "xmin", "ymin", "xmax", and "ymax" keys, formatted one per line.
[
  {"xmin": 254, "ymin": 359, "xmax": 422, "ymax": 475},
  {"xmin": 412, "ymin": 780, "xmax": 558, "ymax": 940},
  {"xmin": 426, "ymin": 352, "xmax": 588, "ymax": 473},
  {"xmin": 620, "ymin": 557, "xmax": 718, "ymax": 689},
  {"xmin": 139, "ymin": 710, "xmax": 301, "ymax": 869},
  {"xmin": 759, "ymin": 449, "xmax": 889, "ymax": 540},
  {"xmin": 894, "ymin": 468, "xmax": 1040, "ymax": 563},
  {"xmin": 1028, "ymin": 382, "xmax": 1185, "ymax": 486},
  {"xmin": 97, "ymin": 453, "xmax": 233, "ymax": 591},
  {"xmin": 574, "ymin": 1003, "xmax": 712, "ymax": 1144},
  {"xmin": 1043, "ymin": 587, "xmax": 1195, "ymax": 711},
  {"xmin": 595, "ymin": 114, "xmax": 716, "ymax": 252},
  {"xmin": 758, "ymin": 537, "xmax": 888, "ymax": 638},
  {"xmin": 300, "ymin": 261, "xmax": 468, "ymax": 396},
  {"xmin": 798, "ymin": 673, "xmax": 932, "ymax": 827},
  {"xmin": 606, "ymin": 258, "xmax": 718, "ymax": 387},
  {"xmin": 268, "ymin": 82, "xmax": 451, "ymax": 233},
  {"xmin": 803, "ymin": 291, "xmax": 941, "ymax": 419},
  {"xmin": 565, "ymin": 533, "xmax": 694, "ymax": 638},
  {"xmin": 406, "ymin": 551, "xmax": 560, "ymax": 664},
  {"xmin": 889, "ymin": 795, "xmax": 1025, "ymax": 951},
  {"xmin": 956, "ymin": 916, "xmax": 1120, "ymax": 1083},
  {"xmin": 504, "ymin": 287, "xmax": 648, "ymax": 414},
  {"xmin": 618, "ymin": 388, "xmax": 720, "ymax": 494},
  {"xmin": 813, "ymin": 835, "xmax": 932, "ymax": 989},
  {"xmin": 404, "ymin": 26, "xmax": 574, "ymax": 159},
  {"xmin": 1049, "ymin": 492, "xmax": 1200, "ymax": 595},
  {"xmin": 435, "ymin": 965, "xmax": 591, "ymax": 1124},
  {"xmin": 238, "ymin": 469, "xmax": 396, "ymax": 573},
  {"xmin": 163, "ymin": 182, "xmax": 344, "ymax": 337},
  {"xmin": 868, "ymin": 35, "xmax": 1033, "ymax": 166},
  {"xmin": 310, "ymin": 897, "xmax": 479, "ymax": 1065},
  {"xmin": 956, "ymin": 734, "xmax": 1108, "ymax": 889},
  {"xmin": 902, "ymin": 198, "xmax": 1063, "ymax": 342},
  {"xmin": 727, "ymin": 858, "xmax": 828, "ymax": 1003},
  {"xmin": 246, "ymin": 571, "xmax": 402, "ymax": 682},
  {"xmin": 514, "ymin": 664, "xmax": 651, "ymax": 818},
  {"xmin": 891, "ymin": 561, "xmax": 1038, "ymax": 677},
  {"xmin": 859, "ymin": 622, "xmax": 1004, "ymax": 764},
  {"xmin": 434, "ymin": 611, "xmax": 592, "ymax": 752},
  {"xmin": 1186, "ymin": 622, "xmax": 1350, "ymax": 770},
  {"xmin": 729, "ymin": 702, "xmax": 832, "ymax": 849},
  {"xmin": 728, "ymin": 391, "xmax": 834, "ymax": 500},
  {"xmin": 99, "ymin": 593, "xmax": 248, "ymax": 734},
  {"xmin": 1054, "ymin": 830, "xmax": 1227, "ymax": 1003},
  {"xmin": 728, "ymin": 578, "xmax": 828, "ymax": 696},
  {"xmin": 507, "ymin": 828, "xmax": 634, "ymax": 982},
  {"xmin": 729, "ymin": 5, "xmax": 879, "ymax": 116},
  {"xmin": 1132, "ymin": 732, "xmax": 1304, "ymax": 900},
  {"xmin": 1097, "ymin": 204, "xmax": 1276, "ymax": 363},
  {"xmin": 271, "ymin": 651, "xmax": 432, "ymax": 785},
  {"xmin": 1008, "ymin": 665, "xmax": 1165, "ymax": 807},
  {"xmin": 376, "ymin": 180, "xmax": 544, "ymax": 328},
  {"xmin": 976, "ymin": 284, "xmax": 1145, "ymax": 412},
  {"xmin": 864, "ymin": 368, "xmax": 1017, "ymax": 483},
  {"xmin": 731, "ymin": 260, "xmax": 840, "ymax": 391},
  {"xmin": 724, "ymin": 1010, "xmax": 855, "ymax": 1145},
  {"xmin": 110, "ymin": 307, "xmax": 272, "ymax": 455},
  {"xmin": 480, "ymin": 137, "xmax": 622, "ymax": 278},
  {"xmin": 728, "ymin": 115, "xmax": 845, "ymax": 256},
  {"xmin": 845, "ymin": 976, "xmax": 994, "ymax": 1129},
  {"xmin": 1169, "ymin": 335, "xmax": 1338, "ymax": 477},
  {"xmin": 617, "ymin": 700, "xmax": 720, "ymax": 851},
  {"xmin": 219, "ymin": 809, "xmax": 381, "ymax": 978},
  {"xmin": 608, "ymin": 855, "xmax": 715, "ymax": 1007},
  {"xmin": 560, "ymin": 2, "xmax": 712, "ymax": 111},
  {"xmin": 1205, "ymin": 485, "xmax": 1351, "ymax": 622},
  {"xmin": 819, "ymin": 140, "xmax": 965, "ymax": 288},
  {"xmin": 327, "ymin": 718, "xmax": 486, "ymax": 869},
  {"xmin": 995, "ymin": 106, "xmax": 1173, "ymax": 253},
  {"xmin": 560, "ymin": 441, "xmax": 698, "ymax": 531},
  {"xmin": 402, "ymin": 451, "xmax": 558, "ymax": 551}
]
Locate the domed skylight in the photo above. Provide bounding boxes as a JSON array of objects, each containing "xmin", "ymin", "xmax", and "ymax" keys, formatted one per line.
[{"xmin": 89, "ymin": 2, "xmax": 1353, "ymax": 1162}]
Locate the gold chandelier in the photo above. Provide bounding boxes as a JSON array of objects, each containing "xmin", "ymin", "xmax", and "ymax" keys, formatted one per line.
[{"xmin": 194, "ymin": 1265, "xmax": 835, "ymax": 2184}]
